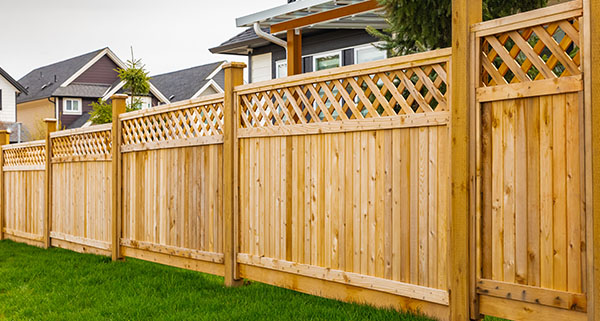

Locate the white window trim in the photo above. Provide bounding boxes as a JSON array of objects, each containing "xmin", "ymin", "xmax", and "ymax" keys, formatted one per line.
[
  {"xmin": 275, "ymin": 60, "xmax": 287, "ymax": 78},
  {"xmin": 312, "ymin": 50, "xmax": 342, "ymax": 72},
  {"xmin": 62, "ymin": 98, "xmax": 82, "ymax": 115},
  {"xmin": 354, "ymin": 43, "xmax": 388, "ymax": 65}
]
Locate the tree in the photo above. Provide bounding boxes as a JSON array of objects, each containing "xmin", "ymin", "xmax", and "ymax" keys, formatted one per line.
[
  {"xmin": 367, "ymin": 0, "xmax": 547, "ymax": 57},
  {"xmin": 89, "ymin": 48, "xmax": 151, "ymax": 124}
]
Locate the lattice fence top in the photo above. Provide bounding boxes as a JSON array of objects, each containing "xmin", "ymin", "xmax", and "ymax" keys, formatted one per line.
[
  {"xmin": 236, "ymin": 50, "xmax": 450, "ymax": 129},
  {"xmin": 121, "ymin": 95, "xmax": 224, "ymax": 147},
  {"xmin": 2, "ymin": 141, "xmax": 46, "ymax": 167},
  {"xmin": 52, "ymin": 125, "xmax": 111, "ymax": 160},
  {"xmin": 479, "ymin": 11, "xmax": 581, "ymax": 87}
]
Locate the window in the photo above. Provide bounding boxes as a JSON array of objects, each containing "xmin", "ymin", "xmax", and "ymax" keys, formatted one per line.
[
  {"xmin": 276, "ymin": 60, "xmax": 287, "ymax": 78},
  {"xmin": 0, "ymin": 89, "xmax": 2, "ymax": 111},
  {"xmin": 313, "ymin": 51, "xmax": 341, "ymax": 71},
  {"xmin": 63, "ymin": 98, "xmax": 81, "ymax": 115},
  {"xmin": 126, "ymin": 96, "xmax": 153, "ymax": 109},
  {"xmin": 355, "ymin": 45, "xmax": 387, "ymax": 64}
]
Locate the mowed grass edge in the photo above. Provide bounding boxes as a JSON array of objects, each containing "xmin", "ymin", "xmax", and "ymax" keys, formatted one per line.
[{"xmin": 0, "ymin": 240, "xmax": 437, "ymax": 321}]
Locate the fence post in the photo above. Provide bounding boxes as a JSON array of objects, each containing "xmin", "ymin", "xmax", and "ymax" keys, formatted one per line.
[
  {"xmin": 222, "ymin": 62, "xmax": 246, "ymax": 287},
  {"xmin": 450, "ymin": 0, "xmax": 481, "ymax": 320},
  {"xmin": 584, "ymin": 0, "xmax": 599, "ymax": 320},
  {"xmin": 43, "ymin": 118, "xmax": 57, "ymax": 249},
  {"xmin": 0, "ymin": 130, "xmax": 9, "ymax": 241},
  {"xmin": 111, "ymin": 94, "xmax": 127, "ymax": 261}
]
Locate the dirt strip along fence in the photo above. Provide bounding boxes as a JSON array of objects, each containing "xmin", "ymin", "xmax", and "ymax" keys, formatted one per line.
[{"xmin": 0, "ymin": 2, "xmax": 597, "ymax": 320}]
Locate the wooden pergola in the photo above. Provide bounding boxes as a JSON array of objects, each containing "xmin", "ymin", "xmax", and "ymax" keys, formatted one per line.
[{"xmin": 234, "ymin": 1, "xmax": 600, "ymax": 320}]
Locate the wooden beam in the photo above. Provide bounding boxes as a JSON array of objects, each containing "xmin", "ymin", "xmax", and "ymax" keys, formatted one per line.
[
  {"xmin": 270, "ymin": 0, "xmax": 381, "ymax": 34},
  {"xmin": 287, "ymin": 29, "xmax": 302, "ymax": 76},
  {"xmin": 43, "ymin": 118, "xmax": 57, "ymax": 249},
  {"xmin": 451, "ymin": 0, "xmax": 481, "ymax": 320},
  {"xmin": 111, "ymin": 94, "xmax": 127, "ymax": 261},
  {"xmin": 584, "ymin": 0, "xmax": 600, "ymax": 320},
  {"xmin": 222, "ymin": 62, "xmax": 246, "ymax": 287},
  {"xmin": 0, "ymin": 130, "xmax": 9, "ymax": 241}
]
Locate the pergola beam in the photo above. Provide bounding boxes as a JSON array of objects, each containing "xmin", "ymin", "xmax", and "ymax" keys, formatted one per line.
[{"xmin": 270, "ymin": 0, "xmax": 381, "ymax": 33}]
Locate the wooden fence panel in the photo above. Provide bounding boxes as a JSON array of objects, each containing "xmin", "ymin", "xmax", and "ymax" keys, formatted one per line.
[
  {"xmin": 1, "ymin": 141, "xmax": 46, "ymax": 247},
  {"xmin": 50, "ymin": 124, "xmax": 112, "ymax": 255},
  {"xmin": 236, "ymin": 49, "xmax": 452, "ymax": 320},
  {"xmin": 119, "ymin": 94, "xmax": 225, "ymax": 276},
  {"xmin": 474, "ymin": 2, "xmax": 588, "ymax": 320}
]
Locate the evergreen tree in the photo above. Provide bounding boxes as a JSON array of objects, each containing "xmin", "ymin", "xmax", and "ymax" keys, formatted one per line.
[{"xmin": 367, "ymin": 0, "xmax": 547, "ymax": 56}]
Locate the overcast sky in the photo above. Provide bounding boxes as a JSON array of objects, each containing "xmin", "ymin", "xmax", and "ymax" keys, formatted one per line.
[{"xmin": 0, "ymin": 0, "xmax": 283, "ymax": 79}]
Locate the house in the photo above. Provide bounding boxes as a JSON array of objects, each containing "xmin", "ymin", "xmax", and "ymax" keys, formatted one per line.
[
  {"xmin": 209, "ymin": 1, "xmax": 389, "ymax": 83},
  {"xmin": 0, "ymin": 67, "xmax": 28, "ymax": 143},
  {"xmin": 16, "ymin": 47, "xmax": 170, "ymax": 139},
  {"xmin": 150, "ymin": 61, "xmax": 225, "ymax": 103}
]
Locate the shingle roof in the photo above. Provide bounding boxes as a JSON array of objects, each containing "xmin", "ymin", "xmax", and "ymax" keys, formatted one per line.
[
  {"xmin": 0, "ymin": 67, "xmax": 27, "ymax": 94},
  {"xmin": 150, "ymin": 62, "xmax": 225, "ymax": 103},
  {"xmin": 209, "ymin": 28, "xmax": 275, "ymax": 55},
  {"xmin": 67, "ymin": 113, "xmax": 92, "ymax": 129},
  {"xmin": 53, "ymin": 83, "xmax": 111, "ymax": 98},
  {"xmin": 17, "ymin": 48, "xmax": 106, "ymax": 104}
]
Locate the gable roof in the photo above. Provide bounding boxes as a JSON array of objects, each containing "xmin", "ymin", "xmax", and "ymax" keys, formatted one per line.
[
  {"xmin": 210, "ymin": 27, "xmax": 280, "ymax": 55},
  {"xmin": 150, "ymin": 61, "xmax": 225, "ymax": 102},
  {"xmin": 17, "ymin": 48, "xmax": 105, "ymax": 103},
  {"xmin": 0, "ymin": 67, "xmax": 27, "ymax": 94}
]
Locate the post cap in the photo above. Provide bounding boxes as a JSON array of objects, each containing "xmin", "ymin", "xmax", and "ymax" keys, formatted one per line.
[
  {"xmin": 222, "ymin": 62, "xmax": 247, "ymax": 69},
  {"xmin": 0, "ymin": 129, "xmax": 11, "ymax": 134},
  {"xmin": 111, "ymin": 94, "xmax": 128, "ymax": 100},
  {"xmin": 43, "ymin": 118, "xmax": 57, "ymax": 123}
]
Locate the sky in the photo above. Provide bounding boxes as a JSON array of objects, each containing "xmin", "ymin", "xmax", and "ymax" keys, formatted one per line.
[{"xmin": 0, "ymin": 0, "xmax": 282, "ymax": 80}]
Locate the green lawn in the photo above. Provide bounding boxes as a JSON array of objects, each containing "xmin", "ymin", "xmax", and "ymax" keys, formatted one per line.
[{"xmin": 0, "ymin": 240, "xmax": 435, "ymax": 321}]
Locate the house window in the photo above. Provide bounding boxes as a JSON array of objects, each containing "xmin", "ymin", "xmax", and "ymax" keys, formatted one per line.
[
  {"xmin": 126, "ymin": 96, "xmax": 152, "ymax": 109},
  {"xmin": 63, "ymin": 98, "xmax": 82, "ymax": 115},
  {"xmin": 314, "ymin": 51, "xmax": 341, "ymax": 71},
  {"xmin": 355, "ymin": 45, "xmax": 387, "ymax": 64},
  {"xmin": 276, "ymin": 60, "xmax": 287, "ymax": 78}
]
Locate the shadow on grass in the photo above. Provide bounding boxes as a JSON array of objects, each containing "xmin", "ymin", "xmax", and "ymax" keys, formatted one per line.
[{"xmin": 0, "ymin": 240, "xmax": 436, "ymax": 321}]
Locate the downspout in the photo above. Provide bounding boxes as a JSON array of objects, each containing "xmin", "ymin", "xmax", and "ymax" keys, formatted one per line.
[{"xmin": 254, "ymin": 23, "xmax": 287, "ymax": 49}]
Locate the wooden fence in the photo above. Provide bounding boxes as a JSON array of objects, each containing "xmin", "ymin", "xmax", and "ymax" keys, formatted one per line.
[
  {"xmin": 1, "ymin": 140, "xmax": 45, "ymax": 247},
  {"xmin": 0, "ymin": 2, "xmax": 598, "ymax": 321},
  {"xmin": 235, "ymin": 48, "xmax": 452, "ymax": 319}
]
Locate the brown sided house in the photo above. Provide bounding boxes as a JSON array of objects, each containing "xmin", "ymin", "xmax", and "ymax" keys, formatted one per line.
[{"xmin": 16, "ymin": 47, "xmax": 170, "ymax": 140}]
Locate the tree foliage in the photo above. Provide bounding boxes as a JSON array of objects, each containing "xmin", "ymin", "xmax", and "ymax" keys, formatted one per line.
[
  {"xmin": 89, "ymin": 48, "xmax": 151, "ymax": 124},
  {"xmin": 367, "ymin": 0, "xmax": 547, "ymax": 56}
]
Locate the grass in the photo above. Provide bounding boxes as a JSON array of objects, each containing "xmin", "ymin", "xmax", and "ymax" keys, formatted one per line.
[{"xmin": 0, "ymin": 240, "xmax": 435, "ymax": 321}]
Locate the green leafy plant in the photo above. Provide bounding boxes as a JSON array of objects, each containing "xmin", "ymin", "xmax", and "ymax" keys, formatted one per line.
[
  {"xmin": 89, "ymin": 48, "xmax": 152, "ymax": 124},
  {"xmin": 367, "ymin": 0, "xmax": 547, "ymax": 57},
  {"xmin": 89, "ymin": 98, "xmax": 139, "ymax": 124},
  {"xmin": 116, "ymin": 48, "xmax": 151, "ymax": 109}
]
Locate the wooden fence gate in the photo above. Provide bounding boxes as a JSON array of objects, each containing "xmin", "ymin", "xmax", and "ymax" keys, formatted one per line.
[{"xmin": 473, "ymin": 2, "xmax": 588, "ymax": 320}]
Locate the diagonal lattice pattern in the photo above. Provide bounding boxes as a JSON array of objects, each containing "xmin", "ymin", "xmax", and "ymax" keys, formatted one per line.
[
  {"xmin": 481, "ymin": 17, "xmax": 581, "ymax": 87},
  {"xmin": 121, "ymin": 101, "xmax": 224, "ymax": 146},
  {"xmin": 237, "ymin": 63, "xmax": 449, "ymax": 128},
  {"xmin": 52, "ymin": 129, "xmax": 111, "ymax": 159},
  {"xmin": 3, "ymin": 143, "xmax": 46, "ymax": 167}
]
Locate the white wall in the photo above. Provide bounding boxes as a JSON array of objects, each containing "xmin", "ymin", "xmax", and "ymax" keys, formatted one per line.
[
  {"xmin": 0, "ymin": 76, "xmax": 18, "ymax": 122},
  {"xmin": 251, "ymin": 53, "xmax": 272, "ymax": 83}
]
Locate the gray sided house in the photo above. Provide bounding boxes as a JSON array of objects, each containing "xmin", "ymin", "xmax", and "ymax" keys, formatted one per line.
[
  {"xmin": 210, "ymin": 3, "xmax": 388, "ymax": 83},
  {"xmin": 151, "ymin": 61, "xmax": 225, "ymax": 103},
  {"xmin": 17, "ymin": 48, "xmax": 170, "ymax": 139}
]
